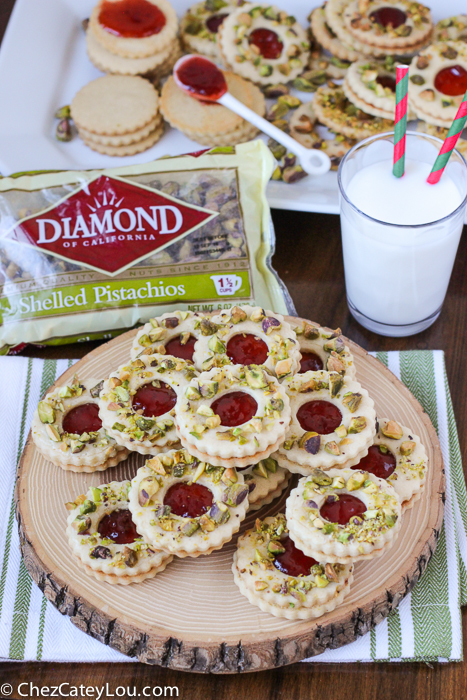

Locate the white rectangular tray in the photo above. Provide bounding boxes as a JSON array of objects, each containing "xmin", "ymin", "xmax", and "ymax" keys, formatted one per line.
[{"xmin": 0, "ymin": 0, "xmax": 459, "ymax": 213}]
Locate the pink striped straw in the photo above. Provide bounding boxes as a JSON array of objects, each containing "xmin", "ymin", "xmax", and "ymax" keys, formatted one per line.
[
  {"xmin": 427, "ymin": 90, "xmax": 467, "ymax": 184},
  {"xmin": 393, "ymin": 65, "xmax": 409, "ymax": 178}
]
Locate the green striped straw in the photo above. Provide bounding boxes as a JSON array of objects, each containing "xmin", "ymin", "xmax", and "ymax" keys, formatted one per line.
[
  {"xmin": 427, "ymin": 89, "xmax": 467, "ymax": 184},
  {"xmin": 393, "ymin": 65, "xmax": 409, "ymax": 178}
]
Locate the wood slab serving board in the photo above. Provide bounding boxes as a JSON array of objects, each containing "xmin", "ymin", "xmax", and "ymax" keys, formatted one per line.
[{"xmin": 15, "ymin": 318, "xmax": 445, "ymax": 672}]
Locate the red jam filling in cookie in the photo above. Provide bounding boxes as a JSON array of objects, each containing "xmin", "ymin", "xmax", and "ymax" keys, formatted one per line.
[
  {"xmin": 226, "ymin": 333, "xmax": 269, "ymax": 365},
  {"xmin": 377, "ymin": 75, "xmax": 396, "ymax": 92},
  {"xmin": 164, "ymin": 482, "xmax": 214, "ymax": 517},
  {"xmin": 98, "ymin": 509, "xmax": 139, "ymax": 544},
  {"xmin": 299, "ymin": 351, "xmax": 324, "ymax": 373},
  {"xmin": 369, "ymin": 7, "xmax": 406, "ymax": 29},
  {"xmin": 99, "ymin": 0, "xmax": 167, "ymax": 37},
  {"xmin": 273, "ymin": 535, "xmax": 318, "ymax": 576},
  {"xmin": 296, "ymin": 400, "xmax": 342, "ymax": 435},
  {"xmin": 248, "ymin": 28, "xmax": 284, "ymax": 59},
  {"xmin": 132, "ymin": 382, "xmax": 177, "ymax": 417},
  {"xmin": 211, "ymin": 391, "xmax": 258, "ymax": 427},
  {"xmin": 206, "ymin": 13, "xmax": 228, "ymax": 33},
  {"xmin": 320, "ymin": 494, "xmax": 367, "ymax": 525},
  {"xmin": 164, "ymin": 334, "xmax": 196, "ymax": 362},
  {"xmin": 434, "ymin": 65, "xmax": 467, "ymax": 96},
  {"xmin": 352, "ymin": 444, "xmax": 396, "ymax": 479},
  {"xmin": 62, "ymin": 403, "xmax": 102, "ymax": 434},
  {"xmin": 174, "ymin": 55, "xmax": 227, "ymax": 101}
]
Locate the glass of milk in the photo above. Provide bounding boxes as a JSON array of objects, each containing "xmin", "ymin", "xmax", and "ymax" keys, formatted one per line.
[{"xmin": 338, "ymin": 131, "xmax": 467, "ymax": 337}]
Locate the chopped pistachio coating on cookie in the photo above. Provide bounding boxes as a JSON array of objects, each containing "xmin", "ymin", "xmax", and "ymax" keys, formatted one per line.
[
  {"xmin": 232, "ymin": 513, "xmax": 353, "ymax": 619},
  {"xmin": 275, "ymin": 369, "xmax": 376, "ymax": 473},
  {"xmin": 32, "ymin": 375, "xmax": 128, "ymax": 472},
  {"xmin": 99, "ymin": 355, "xmax": 197, "ymax": 455},
  {"xmin": 128, "ymin": 448, "xmax": 249, "ymax": 556},
  {"xmin": 175, "ymin": 363, "xmax": 291, "ymax": 467},
  {"xmin": 192, "ymin": 304, "xmax": 301, "ymax": 377},
  {"xmin": 66, "ymin": 480, "xmax": 172, "ymax": 584},
  {"xmin": 342, "ymin": 418, "xmax": 428, "ymax": 510},
  {"xmin": 218, "ymin": 3, "xmax": 310, "ymax": 85},
  {"xmin": 292, "ymin": 321, "xmax": 356, "ymax": 379},
  {"xmin": 286, "ymin": 468, "xmax": 402, "ymax": 564},
  {"xmin": 131, "ymin": 310, "xmax": 206, "ymax": 366}
]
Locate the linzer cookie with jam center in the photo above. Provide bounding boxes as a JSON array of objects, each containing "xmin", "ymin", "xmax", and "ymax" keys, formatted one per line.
[
  {"xmin": 344, "ymin": 59, "xmax": 405, "ymax": 119},
  {"xmin": 31, "ymin": 376, "xmax": 128, "ymax": 472},
  {"xmin": 274, "ymin": 370, "xmax": 376, "ymax": 475},
  {"xmin": 408, "ymin": 42, "xmax": 467, "ymax": 127},
  {"xmin": 99, "ymin": 355, "xmax": 197, "ymax": 455},
  {"xmin": 342, "ymin": 0, "xmax": 433, "ymax": 53},
  {"xmin": 66, "ymin": 480, "xmax": 173, "ymax": 584},
  {"xmin": 175, "ymin": 364, "xmax": 291, "ymax": 468},
  {"xmin": 218, "ymin": 3, "xmax": 310, "ymax": 86},
  {"xmin": 237, "ymin": 457, "xmax": 291, "ymax": 511},
  {"xmin": 233, "ymin": 514, "xmax": 353, "ymax": 619},
  {"xmin": 345, "ymin": 419, "xmax": 428, "ymax": 511},
  {"xmin": 285, "ymin": 468, "xmax": 402, "ymax": 564},
  {"xmin": 128, "ymin": 449, "xmax": 249, "ymax": 557},
  {"xmin": 292, "ymin": 320, "xmax": 356, "ymax": 379},
  {"xmin": 312, "ymin": 86, "xmax": 394, "ymax": 140},
  {"xmin": 192, "ymin": 305, "xmax": 301, "ymax": 377},
  {"xmin": 434, "ymin": 15, "xmax": 467, "ymax": 44},
  {"xmin": 160, "ymin": 72, "xmax": 265, "ymax": 145},
  {"xmin": 131, "ymin": 310, "xmax": 207, "ymax": 366},
  {"xmin": 89, "ymin": 0, "xmax": 179, "ymax": 58},
  {"xmin": 309, "ymin": 6, "xmax": 362, "ymax": 63},
  {"xmin": 324, "ymin": 0, "xmax": 388, "ymax": 57},
  {"xmin": 181, "ymin": 0, "xmax": 237, "ymax": 60}
]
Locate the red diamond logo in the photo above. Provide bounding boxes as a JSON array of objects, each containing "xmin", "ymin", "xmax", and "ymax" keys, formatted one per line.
[{"xmin": 5, "ymin": 175, "xmax": 218, "ymax": 276}]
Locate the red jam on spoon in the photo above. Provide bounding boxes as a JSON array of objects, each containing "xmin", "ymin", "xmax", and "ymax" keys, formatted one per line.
[
  {"xmin": 99, "ymin": 0, "xmax": 166, "ymax": 37},
  {"xmin": 98, "ymin": 509, "xmax": 139, "ymax": 544},
  {"xmin": 226, "ymin": 333, "xmax": 269, "ymax": 365},
  {"xmin": 206, "ymin": 12, "xmax": 228, "ymax": 33},
  {"xmin": 299, "ymin": 351, "xmax": 324, "ymax": 373},
  {"xmin": 273, "ymin": 535, "xmax": 318, "ymax": 576},
  {"xmin": 320, "ymin": 494, "xmax": 367, "ymax": 525},
  {"xmin": 369, "ymin": 7, "xmax": 407, "ymax": 29},
  {"xmin": 248, "ymin": 28, "xmax": 283, "ymax": 59},
  {"xmin": 164, "ymin": 334, "xmax": 196, "ymax": 362},
  {"xmin": 164, "ymin": 482, "xmax": 213, "ymax": 518},
  {"xmin": 352, "ymin": 444, "xmax": 396, "ymax": 479},
  {"xmin": 211, "ymin": 391, "xmax": 258, "ymax": 427},
  {"xmin": 434, "ymin": 65, "xmax": 467, "ymax": 96},
  {"xmin": 62, "ymin": 403, "xmax": 102, "ymax": 434},
  {"xmin": 174, "ymin": 55, "xmax": 227, "ymax": 102},
  {"xmin": 296, "ymin": 400, "xmax": 342, "ymax": 435},
  {"xmin": 132, "ymin": 382, "xmax": 177, "ymax": 417}
]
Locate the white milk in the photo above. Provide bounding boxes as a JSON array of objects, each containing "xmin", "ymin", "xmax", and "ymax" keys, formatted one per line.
[{"xmin": 340, "ymin": 159, "xmax": 464, "ymax": 328}]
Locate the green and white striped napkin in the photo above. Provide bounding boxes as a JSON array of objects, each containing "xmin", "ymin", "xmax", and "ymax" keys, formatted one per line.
[{"xmin": 0, "ymin": 351, "xmax": 465, "ymax": 663}]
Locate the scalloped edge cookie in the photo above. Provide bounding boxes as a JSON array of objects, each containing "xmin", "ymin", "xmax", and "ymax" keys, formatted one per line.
[
  {"xmin": 175, "ymin": 364, "xmax": 291, "ymax": 467},
  {"xmin": 31, "ymin": 376, "xmax": 129, "ymax": 472},
  {"xmin": 233, "ymin": 513, "xmax": 353, "ymax": 619},
  {"xmin": 66, "ymin": 480, "xmax": 172, "ymax": 581},
  {"xmin": 128, "ymin": 450, "xmax": 249, "ymax": 557},
  {"xmin": 286, "ymin": 468, "xmax": 402, "ymax": 564}
]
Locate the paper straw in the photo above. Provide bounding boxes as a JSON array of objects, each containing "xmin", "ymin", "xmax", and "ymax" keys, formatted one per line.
[
  {"xmin": 393, "ymin": 65, "xmax": 409, "ymax": 178},
  {"xmin": 427, "ymin": 89, "xmax": 467, "ymax": 185}
]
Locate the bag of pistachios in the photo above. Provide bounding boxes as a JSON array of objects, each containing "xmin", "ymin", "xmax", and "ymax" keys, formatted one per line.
[{"xmin": 0, "ymin": 140, "xmax": 294, "ymax": 354}]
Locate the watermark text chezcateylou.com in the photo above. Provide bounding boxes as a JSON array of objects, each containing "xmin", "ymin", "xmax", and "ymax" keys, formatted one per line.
[{"xmin": 1, "ymin": 682, "xmax": 179, "ymax": 698}]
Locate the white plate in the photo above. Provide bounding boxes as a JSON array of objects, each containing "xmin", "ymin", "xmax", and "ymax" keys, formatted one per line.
[{"xmin": 0, "ymin": 0, "xmax": 460, "ymax": 212}]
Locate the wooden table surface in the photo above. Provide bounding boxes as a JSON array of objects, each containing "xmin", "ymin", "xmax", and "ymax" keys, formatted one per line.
[{"xmin": 1, "ymin": 2, "xmax": 467, "ymax": 698}]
